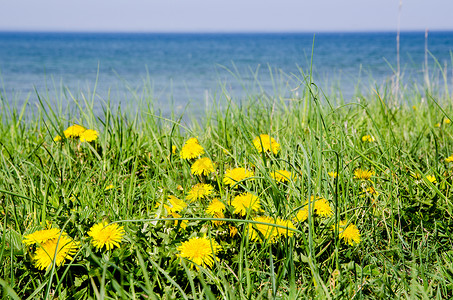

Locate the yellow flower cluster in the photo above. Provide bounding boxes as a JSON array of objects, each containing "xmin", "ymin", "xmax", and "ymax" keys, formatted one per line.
[
  {"xmin": 54, "ymin": 124, "xmax": 99, "ymax": 143},
  {"xmin": 223, "ymin": 167, "xmax": 254, "ymax": 188},
  {"xmin": 88, "ymin": 222, "xmax": 125, "ymax": 251},
  {"xmin": 253, "ymin": 134, "xmax": 280, "ymax": 155},
  {"xmin": 206, "ymin": 199, "xmax": 226, "ymax": 226},
  {"xmin": 248, "ymin": 216, "xmax": 296, "ymax": 243},
  {"xmin": 180, "ymin": 138, "xmax": 205, "ymax": 160},
  {"xmin": 295, "ymin": 196, "xmax": 333, "ymax": 222},
  {"xmin": 23, "ymin": 228, "xmax": 79, "ymax": 270},
  {"xmin": 177, "ymin": 236, "xmax": 221, "ymax": 269},
  {"xmin": 270, "ymin": 170, "xmax": 292, "ymax": 183},
  {"xmin": 361, "ymin": 135, "xmax": 375, "ymax": 142},
  {"xmin": 156, "ymin": 195, "xmax": 189, "ymax": 229},
  {"xmin": 335, "ymin": 220, "xmax": 361, "ymax": 246},
  {"xmin": 231, "ymin": 193, "xmax": 261, "ymax": 216},
  {"xmin": 186, "ymin": 183, "xmax": 214, "ymax": 202},
  {"xmin": 354, "ymin": 168, "xmax": 374, "ymax": 181},
  {"xmin": 191, "ymin": 157, "xmax": 215, "ymax": 176}
]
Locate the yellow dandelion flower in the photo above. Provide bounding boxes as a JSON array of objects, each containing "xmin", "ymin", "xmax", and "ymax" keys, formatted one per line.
[
  {"xmin": 171, "ymin": 145, "xmax": 177, "ymax": 154},
  {"xmin": 446, "ymin": 155, "xmax": 453, "ymax": 163},
  {"xmin": 206, "ymin": 199, "xmax": 226, "ymax": 215},
  {"xmin": 186, "ymin": 183, "xmax": 214, "ymax": 202},
  {"xmin": 270, "ymin": 170, "xmax": 292, "ymax": 183},
  {"xmin": 223, "ymin": 167, "xmax": 254, "ymax": 188},
  {"xmin": 33, "ymin": 234, "xmax": 79, "ymax": 270},
  {"xmin": 168, "ymin": 195, "xmax": 187, "ymax": 212},
  {"xmin": 79, "ymin": 129, "xmax": 99, "ymax": 142},
  {"xmin": 104, "ymin": 184, "xmax": 115, "ymax": 191},
  {"xmin": 229, "ymin": 225, "xmax": 238, "ymax": 238},
  {"xmin": 180, "ymin": 138, "xmax": 205, "ymax": 160},
  {"xmin": 435, "ymin": 122, "xmax": 441, "ymax": 128},
  {"xmin": 88, "ymin": 221, "xmax": 125, "ymax": 251},
  {"xmin": 338, "ymin": 221, "xmax": 361, "ymax": 246},
  {"xmin": 361, "ymin": 186, "xmax": 379, "ymax": 198},
  {"xmin": 275, "ymin": 218, "xmax": 296, "ymax": 237},
  {"xmin": 191, "ymin": 157, "xmax": 215, "ymax": 176},
  {"xmin": 444, "ymin": 118, "xmax": 451, "ymax": 124},
  {"xmin": 177, "ymin": 236, "xmax": 221, "ymax": 269},
  {"xmin": 253, "ymin": 134, "xmax": 280, "ymax": 155},
  {"xmin": 169, "ymin": 212, "xmax": 188, "ymax": 229},
  {"xmin": 63, "ymin": 124, "xmax": 86, "ymax": 138},
  {"xmin": 53, "ymin": 135, "xmax": 62, "ymax": 142},
  {"xmin": 206, "ymin": 199, "xmax": 226, "ymax": 226},
  {"xmin": 328, "ymin": 172, "xmax": 338, "ymax": 178},
  {"xmin": 361, "ymin": 135, "xmax": 375, "ymax": 142},
  {"xmin": 231, "ymin": 193, "xmax": 261, "ymax": 216},
  {"xmin": 426, "ymin": 175, "xmax": 436, "ymax": 183},
  {"xmin": 313, "ymin": 197, "xmax": 333, "ymax": 218},
  {"xmin": 249, "ymin": 216, "xmax": 278, "ymax": 243},
  {"xmin": 23, "ymin": 228, "xmax": 62, "ymax": 246},
  {"xmin": 354, "ymin": 169, "xmax": 374, "ymax": 180},
  {"xmin": 294, "ymin": 208, "xmax": 309, "ymax": 222}
]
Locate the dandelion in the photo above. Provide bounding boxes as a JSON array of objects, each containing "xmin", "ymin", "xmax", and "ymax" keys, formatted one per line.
[
  {"xmin": 53, "ymin": 135, "xmax": 62, "ymax": 142},
  {"xmin": 361, "ymin": 135, "xmax": 375, "ymax": 142},
  {"xmin": 186, "ymin": 183, "xmax": 214, "ymax": 202},
  {"xmin": 231, "ymin": 193, "xmax": 261, "ymax": 216},
  {"xmin": 249, "ymin": 216, "xmax": 278, "ymax": 243},
  {"xmin": 354, "ymin": 169, "xmax": 374, "ymax": 181},
  {"xmin": 435, "ymin": 122, "xmax": 441, "ymax": 128},
  {"xmin": 328, "ymin": 172, "xmax": 338, "ymax": 178},
  {"xmin": 426, "ymin": 175, "xmax": 437, "ymax": 183},
  {"xmin": 223, "ymin": 167, "xmax": 254, "ymax": 188},
  {"xmin": 270, "ymin": 170, "xmax": 292, "ymax": 183},
  {"xmin": 177, "ymin": 236, "xmax": 221, "ymax": 269},
  {"xmin": 32, "ymin": 234, "xmax": 79, "ymax": 270},
  {"xmin": 294, "ymin": 208, "xmax": 309, "ymax": 222},
  {"xmin": 206, "ymin": 199, "xmax": 225, "ymax": 215},
  {"xmin": 169, "ymin": 212, "xmax": 188, "ymax": 229},
  {"xmin": 88, "ymin": 221, "xmax": 125, "ymax": 251},
  {"xmin": 63, "ymin": 124, "xmax": 86, "ymax": 138},
  {"xmin": 171, "ymin": 145, "xmax": 177, "ymax": 154},
  {"xmin": 275, "ymin": 218, "xmax": 296, "ymax": 237},
  {"xmin": 23, "ymin": 228, "xmax": 62, "ymax": 246},
  {"xmin": 167, "ymin": 195, "xmax": 187, "ymax": 212},
  {"xmin": 338, "ymin": 221, "xmax": 361, "ymax": 246},
  {"xmin": 180, "ymin": 138, "xmax": 205, "ymax": 160},
  {"xmin": 444, "ymin": 118, "xmax": 451, "ymax": 124},
  {"xmin": 445, "ymin": 155, "xmax": 453, "ymax": 163},
  {"xmin": 191, "ymin": 157, "xmax": 215, "ymax": 176},
  {"xmin": 206, "ymin": 199, "xmax": 226, "ymax": 226},
  {"xmin": 229, "ymin": 225, "xmax": 238, "ymax": 238},
  {"xmin": 79, "ymin": 129, "xmax": 99, "ymax": 142},
  {"xmin": 313, "ymin": 197, "xmax": 333, "ymax": 217},
  {"xmin": 253, "ymin": 134, "xmax": 280, "ymax": 155},
  {"xmin": 361, "ymin": 186, "xmax": 379, "ymax": 197},
  {"xmin": 104, "ymin": 184, "xmax": 115, "ymax": 191}
]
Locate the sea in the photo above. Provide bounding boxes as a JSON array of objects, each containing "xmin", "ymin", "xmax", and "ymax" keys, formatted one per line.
[{"xmin": 0, "ymin": 31, "xmax": 452, "ymax": 116}]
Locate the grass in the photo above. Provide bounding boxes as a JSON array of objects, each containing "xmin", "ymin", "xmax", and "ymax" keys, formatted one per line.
[{"xmin": 1, "ymin": 66, "xmax": 453, "ymax": 299}]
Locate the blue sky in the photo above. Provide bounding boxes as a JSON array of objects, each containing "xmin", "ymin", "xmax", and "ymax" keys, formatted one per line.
[{"xmin": 0, "ymin": 0, "xmax": 452, "ymax": 32}]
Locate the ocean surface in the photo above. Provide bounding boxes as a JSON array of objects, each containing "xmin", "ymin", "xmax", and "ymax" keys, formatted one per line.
[{"xmin": 0, "ymin": 32, "xmax": 452, "ymax": 115}]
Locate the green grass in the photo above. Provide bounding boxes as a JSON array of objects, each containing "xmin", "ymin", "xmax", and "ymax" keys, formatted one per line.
[{"xmin": 1, "ymin": 68, "xmax": 453, "ymax": 299}]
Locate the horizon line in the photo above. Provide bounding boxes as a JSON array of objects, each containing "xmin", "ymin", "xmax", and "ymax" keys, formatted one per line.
[{"xmin": 1, "ymin": 29, "xmax": 453, "ymax": 35}]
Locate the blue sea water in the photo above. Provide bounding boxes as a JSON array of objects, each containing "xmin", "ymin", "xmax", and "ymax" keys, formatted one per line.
[{"xmin": 0, "ymin": 32, "xmax": 452, "ymax": 115}]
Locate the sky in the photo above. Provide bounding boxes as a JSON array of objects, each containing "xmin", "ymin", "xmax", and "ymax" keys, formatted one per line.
[{"xmin": 0, "ymin": 0, "xmax": 452, "ymax": 32}]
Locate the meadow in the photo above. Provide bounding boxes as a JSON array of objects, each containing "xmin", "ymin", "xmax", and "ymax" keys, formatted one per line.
[{"xmin": 1, "ymin": 67, "xmax": 453, "ymax": 299}]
